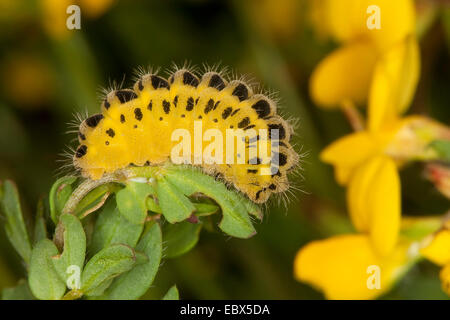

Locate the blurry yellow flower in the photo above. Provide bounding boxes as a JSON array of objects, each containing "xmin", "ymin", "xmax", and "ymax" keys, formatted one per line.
[
  {"xmin": 440, "ymin": 264, "xmax": 450, "ymax": 296},
  {"xmin": 310, "ymin": 40, "xmax": 378, "ymax": 107},
  {"xmin": 367, "ymin": 35, "xmax": 420, "ymax": 131},
  {"xmin": 321, "ymin": 115, "xmax": 449, "ymax": 255},
  {"xmin": 347, "ymin": 156, "xmax": 400, "ymax": 256},
  {"xmin": 421, "ymin": 229, "xmax": 450, "ymax": 266},
  {"xmin": 1, "ymin": 53, "xmax": 55, "ymax": 109},
  {"xmin": 78, "ymin": 0, "xmax": 115, "ymax": 19},
  {"xmin": 310, "ymin": 0, "xmax": 415, "ymax": 50},
  {"xmin": 41, "ymin": 0, "xmax": 115, "ymax": 39},
  {"xmin": 322, "ymin": 117, "xmax": 450, "ymax": 185},
  {"xmin": 302, "ymin": 0, "xmax": 450, "ymax": 300},
  {"xmin": 320, "ymin": 124, "xmax": 397, "ymax": 256},
  {"xmin": 42, "ymin": 0, "xmax": 72, "ymax": 39},
  {"xmin": 309, "ymin": 0, "xmax": 419, "ymax": 115},
  {"xmin": 294, "ymin": 234, "xmax": 415, "ymax": 299},
  {"xmin": 246, "ymin": 0, "xmax": 300, "ymax": 40},
  {"xmin": 420, "ymin": 228, "xmax": 450, "ymax": 296}
]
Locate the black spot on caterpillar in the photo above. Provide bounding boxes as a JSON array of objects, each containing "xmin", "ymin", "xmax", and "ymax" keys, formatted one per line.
[
  {"xmin": 204, "ymin": 99, "xmax": 215, "ymax": 114},
  {"xmin": 85, "ymin": 114, "xmax": 104, "ymax": 128},
  {"xmin": 150, "ymin": 75, "xmax": 170, "ymax": 90},
  {"xmin": 182, "ymin": 71, "xmax": 199, "ymax": 87},
  {"xmin": 232, "ymin": 83, "xmax": 249, "ymax": 101},
  {"xmin": 209, "ymin": 74, "xmax": 226, "ymax": 90},
  {"xmin": 116, "ymin": 90, "xmax": 138, "ymax": 103},
  {"xmin": 76, "ymin": 145, "xmax": 87, "ymax": 158},
  {"xmin": 163, "ymin": 100, "xmax": 170, "ymax": 114},
  {"xmin": 106, "ymin": 128, "xmax": 115, "ymax": 137},
  {"xmin": 78, "ymin": 132, "xmax": 86, "ymax": 141},
  {"xmin": 134, "ymin": 108, "xmax": 143, "ymax": 121},
  {"xmin": 252, "ymin": 100, "xmax": 271, "ymax": 118},
  {"xmin": 186, "ymin": 97, "xmax": 194, "ymax": 111},
  {"xmin": 222, "ymin": 107, "xmax": 233, "ymax": 119},
  {"xmin": 238, "ymin": 117, "xmax": 250, "ymax": 129}
]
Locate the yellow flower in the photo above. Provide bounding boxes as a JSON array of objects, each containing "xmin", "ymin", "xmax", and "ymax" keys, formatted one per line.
[
  {"xmin": 300, "ymin": 0, "xmax": 450, "ymax": 299},
  {"xmin": 347, "ymin": 155, "xmax": 400, "ymax": 256},
  {"xmin": 420, "ymin": 228, "xmax": 450, "ymax": 296},
  {"xmin": 322, "ymin": 116, "xmax": 449, "ymax": 181},
  {"xmin": 245, "ymin": 0, "xmax": 300, "ymax": 40},
  {"xmin": 78, "ymin": 0, "xmax": 115, "ymax": 19},
  {"xmin": 294, "ymin": 216, "xmax": 443, "ymax": 299},
  {"xmin": 294, "ymin": 234, "xmax": 416, "ymax": 300},
  {"xmin": 309, "ymin": 0, "xmax": 419, "ymax": 116},
  {"xmin": 441, "ymin": 264, "xmax": 450, "ymax": 296},
  {"xmin": 320, "ymin": 125, "xmax": 401, "ymax": 256},
  {"xmin": 0, "ymin": 53, "xmax": 55, "ymax": 109},
  {"xmin": 41, "ymin": 0, "xmax": 115, "ymax": 39},
  {"xmin": 310, "ymin": 0, "xmax": 415, "ymax": 50},
  {"xmin": 321, "ymin": 116, "xmax": 449, "ymax": 256},
  {"xmin": 42, "ymin": 0, "xmax": 73, "ymax": 39}
]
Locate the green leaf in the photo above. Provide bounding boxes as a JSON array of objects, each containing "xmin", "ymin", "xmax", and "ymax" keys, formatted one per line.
[
  {"xmin": 0, "ymin": 180, "xmax": 32, "ymax": 265},
  {"xmin": 147, "ymin": 196, "xmax": 219, "ymax": 217},
  {"xmin": 146, "ymin": 196, "xmax": 162, "ymax": 213},
  {"xmin": 155, "ymin": 177, "xmax": 196, "ymax": 223},
  {"xmin": 401, "ymin": 217, "xmax": 442, "ymax": 240},
  {"xmin": 49, "ymin": 176, "xmax": 77, "ymax": 224},
  {"xmin": 2, "ymin": 279, "xmax": 35, "ymax": 300},
  {"xmin": 84, "ymin": 279, "xmax": 113, "ymax": 297},
  {"xmin": 165, "ymin": 167, "xmax": 256, "ymax": 238},
  {"xmin": 102, "ymin": 222, "xmax": 162, "ymax": 300},
  {"xmin": 89, "ymin": 197, "xmax": 144, "ymax": 256},
  {"xmin": 192, "ymin": 202, "xmax": 219, "ymax": 217},
  {"xmin": 73, "ymin": 183, "xmax": 119, "ymax": 218},
  {"xmin": 240, "ymin": 196, "xmax": 263, "ymax": 220},
  {"xmin": 134, "ymin": 251, "xmax": 150, "ymax": 265},
  {"xmin": 33, "ymin": 198, "xmax": 47, "ymax": 244},
  {"xmin": 162, "ymin": 285, "xmax": 179, "ymax": 300},
  {"xmin": 28, "ymin": 239, "xmax": 66, "ymax": 300},
  {"xmin": 116, "ymin": 181, "xmax": 154, "ymax": 224},
  {"xmin": 81, "ymin": 244, "xmax": 136, "ymax": 296},
  {"xmin": 164, "ymin": 221, "xmax": 202, "ymax": 258},
  {"xmin": 51, "ymin": 214, "xmax": 86, "ymax": 285},
  {"xmin": 429, "ymin": 139, "xmax": 450, "ymax": 162}
]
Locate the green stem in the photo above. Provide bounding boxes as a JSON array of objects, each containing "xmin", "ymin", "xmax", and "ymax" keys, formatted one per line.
[
  {"xmin": 62, "ymin": 174, "xmax": 120, "ymax": 215},
  {"xmin": 62, "ymin": 166, "xmax": 161, "ymax": 215}
]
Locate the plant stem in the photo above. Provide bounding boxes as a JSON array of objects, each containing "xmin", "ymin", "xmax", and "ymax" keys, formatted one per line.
[
  {"xmin": 340, "ymin": 100, "xmax": 365, "ymax": 132},
  {"xmin": 62, "ymin": 166, "xmax": 161, "ymax": 215}
]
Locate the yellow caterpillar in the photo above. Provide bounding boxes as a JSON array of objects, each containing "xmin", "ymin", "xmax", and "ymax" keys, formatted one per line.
[{"xmin": 73, "ymin": 68, "xmax": 298, "ymax": 203}]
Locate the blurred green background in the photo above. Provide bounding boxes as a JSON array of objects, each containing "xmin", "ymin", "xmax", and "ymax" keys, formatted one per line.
[{"xmin": 0, "ymin": 0, "xmax": 449, "ymax": 299}]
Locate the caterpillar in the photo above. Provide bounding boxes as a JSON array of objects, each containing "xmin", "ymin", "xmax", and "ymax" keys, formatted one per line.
[{"xmin": 73, "ymin": 67, "xmax": 299, "ymax": 203}]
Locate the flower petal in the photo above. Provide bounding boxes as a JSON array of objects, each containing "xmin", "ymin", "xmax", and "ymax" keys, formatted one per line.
[
  {"xmin": 420, "ymin": 230, "xmax": 450, "ymax": 266},
  {"xmin": 440, "ymin": 263, "xmax": 450, "ymax": 296},
  {"xmin": 310, "ymin": 41, "xmax": 378, "ymax": 108},
  {"xmin": 368, "ymin": 156, "xmax": 401, "ymax": 256},
  {"xmin": 347, "ymin": 156, "xmax": 385, "ymax": 232},
  {"xmin": 367, "ymin": 0, "xmax": 416, "ymax": 51},
  {"xmin": 334, "ymin": 165, "xmax": 353, "ymax": 185},
  {"xmin": 320, "ymin": 131, "xmax": 378, "ymax": 169},
  {"xmin": 368, "ymin": 36, "xmax": 420, "ymax": 131},
  {"xmin": 294, "ymin": 234, "xmax": 411, "ymax": 300},
  {"xmin": 323, "ymin": 0, "xmax": 415, "ymax": 51}
]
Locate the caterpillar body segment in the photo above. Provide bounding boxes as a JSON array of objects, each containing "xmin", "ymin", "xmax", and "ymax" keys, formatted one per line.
[{"xmin": 74, "ymin": 68, "xmax": 299, "ymax": 203}]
